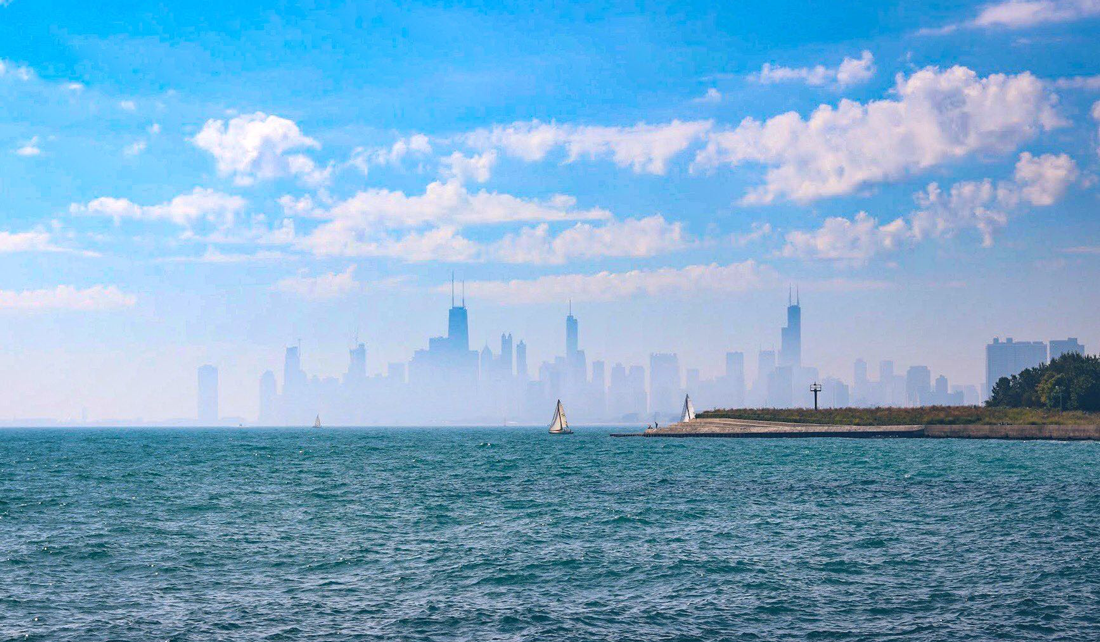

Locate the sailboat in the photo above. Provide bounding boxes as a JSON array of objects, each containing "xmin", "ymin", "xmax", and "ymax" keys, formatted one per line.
[
  {"xmin": 548, "ymin": 400, "xmax": 573, "ymax": 435},
  {"xmin": 313, "ymin": 415, "xmax": 322, "ymax": 429},
  {"xmin": 679, "ymin": 394, "xmax": 696, "ymax": 423}
]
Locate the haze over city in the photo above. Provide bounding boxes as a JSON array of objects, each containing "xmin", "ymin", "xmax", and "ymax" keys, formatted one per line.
[{"xmin": 1, "ymin": 0, "xmax": 1098, "ymax": 423}]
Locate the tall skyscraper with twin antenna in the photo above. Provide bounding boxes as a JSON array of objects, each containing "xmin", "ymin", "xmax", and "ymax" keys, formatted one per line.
[{"xmin": 780, "ymin": 286, "xmax": 802, "ymax": 368}]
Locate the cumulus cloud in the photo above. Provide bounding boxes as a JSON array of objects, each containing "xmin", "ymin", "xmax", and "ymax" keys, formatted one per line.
[
  {"xmin": 729, "ymin": 222, "xmax": 773, "ymax": 247},
  {"xmin": 926, "ymin": 0, "xmax": 1100, "ymax": 33},
  {"xmin": 15, "ymin": 136, "xmax": 41, "ymax": 156},
  {"xmin": 753, "ymin": 50, "xmax": 876, "ymax": 88},
  {"xmin": 0, "ymin": 230, "xmax": 61, "ymax": 253},
  {"xmin": 490, "ymin": 216, "xmax": 688, "ymax": 264},
  {"xmin": 349, "ymin": 134, "xmax": 432, "ymax": 177},
  {"xmin": 299, "ymin": 180, "xmax": 610, "ymax": 258},
  {"xmin": 70, "ymin": 187, "xmax": 248, "ymax": 228},
  {"xmin": 124, "ymin": 140, "xmax": 147, "ymax": 156},
  {"xmin": 439, "ymin": 150, "xmax": 497, "ymax": 183},
  {"xmin": 464, "ymin": 119, "xmax": 712, "ymax": 175},
  {"xmin": 274, "ymin": 266, "xmax": 360, "ymax": 300},
  {"xmin": 1052, "ymin": 75, "xmax": 1100, "ymax": 90},
  {"xmin": 119, "ymin": 100, "xmax": 137, "ymax": 112},
  {"xmin": 783, "ymin": 151, "xmax": 1080, "ymax": 261},
  {"xmin": 783, "ymin": 212, "xmax": 911, "ymax": 262},
  {"xmin": 462, "ymin": 261, "xmax": 781, "ymax": 304},
  {"xmin": 0, "ymin": 285, "xmax": 136, "ymax": 311},
  {"xmin": 695, "ymin": 66, "xmax": 1062, "ymax": 204},
  {"xmin": 693, "ymin": 88, "xmax": 723, "ymax": 104},
  {"xmin": 192, "ymin": 112, "xmax": 330, "ymax": 186},
  {"xmin": 161, "ymin": 247, "xmax": 289, "ymax": 264}
]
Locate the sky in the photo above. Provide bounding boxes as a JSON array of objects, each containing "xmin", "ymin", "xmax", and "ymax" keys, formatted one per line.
[{"xmin": 0, "ymin": 0, "xmax": 1098, "ymax": 421}]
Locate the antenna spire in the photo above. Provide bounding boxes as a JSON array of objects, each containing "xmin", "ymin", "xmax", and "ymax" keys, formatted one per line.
[
  {"xmin": 788, "ymin": 285, "xmax": 792, "ymax": 306},
  {"xmin": 796, "ymin": 285, "xmax": 800, "ymax": 306},
  {"xmin": 569, "ymin": 298, "xmax": 572, "ymax": 316}
]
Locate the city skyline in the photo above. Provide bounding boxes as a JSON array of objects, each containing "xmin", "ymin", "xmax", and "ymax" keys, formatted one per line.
[
  {"xmin": 1, "ymin": 0, "xmax": 1099, "ymax": 421},
  {"xmin": 173, "ymin": 289, "xmax": 1085, "ymax": 426}
]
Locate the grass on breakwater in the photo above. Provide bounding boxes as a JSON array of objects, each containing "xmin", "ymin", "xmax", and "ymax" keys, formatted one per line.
[{"xmin": 698, "ymin": 406, "xmax": 1100, "ymax": 426}]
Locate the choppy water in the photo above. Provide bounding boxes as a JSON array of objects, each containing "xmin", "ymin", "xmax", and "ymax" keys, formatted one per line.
[{"xmin": 1, "ymin": 427, "xmax": 1098, "ymax": 641}]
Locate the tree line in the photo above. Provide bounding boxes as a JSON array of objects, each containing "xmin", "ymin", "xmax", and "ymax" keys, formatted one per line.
[{"xmin": 987, "ymin": 353, "xmax": 1100, "ymax": 411}]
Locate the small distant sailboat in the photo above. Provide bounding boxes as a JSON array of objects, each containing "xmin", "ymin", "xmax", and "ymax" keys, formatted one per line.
[
  {"xmin": 313, "ymin": 415, "xmax": 322, "ymax": 429},
  {"xmin": 548, "ymin": 400, "xmax": 573, "ymax": 435},
  {"xmin": 679, "ymin": 394, "xmax": 696, "ymax": 423}
]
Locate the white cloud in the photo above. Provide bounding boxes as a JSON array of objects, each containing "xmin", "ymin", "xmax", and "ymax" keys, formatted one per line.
[
  {"xmin": 929, "ymin": 0, "xmax": 1100, "ymax": 32},
  {"xmin": 753, "ymin": 50, "xmax": 876, "ymax": 88},
  {"xmin": 124, "ymin": 140, "xmax": 147, "ymax": 156},
  {"xmin": 693, "ymin": 88, "xmax": 723, "ymax": 104},
  {"xmin": 274, "ymin": 266, "xmax": 360, "ymax": 300},
  {"xmin": 192, "ymin": 112, "xmax": 330, "ymax": 186},
  {"xmin": 0, "ymin": 230, "xmax": 60, "ymax": 253},
  {"xmin": 729, "ymin": 222, "xmax": 773, "ymax": 247},
  {"xmin": 784, "ymin": 151, "xmax": 1081, "ymax": 261},
  {"xmin": 490, "ymin": 216, "xmax": 687, "ymax": 264},
  {"xmin": 0, "ymin": 285, "xmax": 136, "ymax": 311},
  {"xmin": 1052, "ymin": 75, "xmax": 1100, "ymax": 90},
  {"xmin": 1093, "ymin": 101, "xmax": 1100, "ymax": 157},
  {"xmin": 1012, "ymin": 151, "xmax": 1079, "ymax": 205},
  {"xmin": 299, "ymin": 180, "xmax": 610, "ymax": 258},
  {"xmin": 70, "ymin": 187, "xmax": 248, "ymax": 227},
  {"xmin": 0, "ymin": 59, "xmax": 34, "ymax": 81},
  {"xmin": 462, "ymin": 261, "xmax": 780, "ymax": 304},
  {"xmin": 439, "ymin": 150, "xmax": 497, "ymax": 183},
  {"xmin": 782, "ymin": 212, "xmax": 911, "ymax": 262},
  {"xmin": 696, "ymin": 66, "xmax": 1062, "ymax": 204},
  {"xmin": 349, "ymin": 134, "xmax": 432, "ymax": 177},
  {"xmin": 161, "ymin": 246, "xmax": 289, "ymax": 264},
  {"xmin": 119, "ymin": 100, "xmax": 136, "ymax": 112},
  {"xmin": 465, "ymin": 119, "xmax": 712, "ymax": 175},
  {"xmin": 15, "ymin": 136, "xmax": 41, "ymax": 156}
]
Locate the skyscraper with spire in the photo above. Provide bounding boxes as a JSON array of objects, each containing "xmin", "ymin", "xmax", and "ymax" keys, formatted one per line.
[{"xmin": 780, "ymin": 286, "xmax": 802, "ymax": 368}]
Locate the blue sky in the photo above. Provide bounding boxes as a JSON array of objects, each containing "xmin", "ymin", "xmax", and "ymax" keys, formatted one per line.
[{"xmin": 0, "ymin": 0, "xmax": 1098, "ymax": 420}]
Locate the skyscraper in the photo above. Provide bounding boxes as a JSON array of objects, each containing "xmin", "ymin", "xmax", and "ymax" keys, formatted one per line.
[
  {"xmin": 516, "ymin": 340, "xmax": 528, "ymax": 380},
  {"xmin": 905, "ymin": 366, "xmax": 931, "ymax": 406},
  {"xmin": 499, "ymin": 333, "xmax": 513, "ymax": 377},
  {"xmin": 565, "ymin": 303, "xmax": 578, "ymax": 360},
  {"xmin": 346, "ymin": 342, "xmax": 366, "ymax": 386},
  {"xmin": 1049, "ymin": 338, "xmax": 1085, "ymax": 360},
  {"xmin": 986, "ymin": 338, "xmax": 1047, "ymax": 398},
  {"xmin": 197, "ymin": 364, "xmax": 218, "ymax": 424},
  {"xmin": 258, "ymin": 370, "xmax": 277, "ymax": 424},
  {"xmin": 779, "ymin": 287, "xmax": 802, "ymax": 368},
  {"xmin": 649, "ymin": 353, "xmax": 681, "ymax": 415}
]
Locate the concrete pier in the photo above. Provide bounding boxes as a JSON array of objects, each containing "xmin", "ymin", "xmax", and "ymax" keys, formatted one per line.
[{"xmin": 611, "ymin": 418, "xmax": 1100, "ymax": 440}]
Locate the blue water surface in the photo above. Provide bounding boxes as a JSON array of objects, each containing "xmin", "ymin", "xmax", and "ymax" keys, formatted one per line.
[{"xmin": 1, "ymin": 426, "xmax": 1098, "ymax": 641}]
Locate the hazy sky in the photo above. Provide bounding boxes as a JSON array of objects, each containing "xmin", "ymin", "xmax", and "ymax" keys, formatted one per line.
[{"xmin": 0, "ymin": 0, "xmax": 1098, "ymax": 421}]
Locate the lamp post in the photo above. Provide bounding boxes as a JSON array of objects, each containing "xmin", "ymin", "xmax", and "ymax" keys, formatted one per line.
[{"xmin": 810, "ymin": 382, "xmax": 823, "ymax": 410}]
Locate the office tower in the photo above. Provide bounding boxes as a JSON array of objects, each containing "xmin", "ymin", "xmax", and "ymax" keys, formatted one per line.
[
  {"xmin": 649, "ymin": 353, "xmax": 681, "ymax": 415},
  {"xmin": 854, "ymin": 359, "xmax": 868, "ymax": 387},
  {"xmin": 628, "ymin": 365, "xmax": 648, "ymax": 414},
  {"xmin": 387, "ymin": 362, "xmax": 406, "ymax": 383},
  {"xmin": 905, "ymin": 366, "xmax": 931, "ymax": 406},
  {"xmin": 409, "ymin": 282, "xmax": 480, "ymax": 387},
  {"xmin": 686, "ymin": 368, "xmax": 701, "ymax": 392},
  {"xmin": 258, "ymin": 370, "xmax": 277, "ymax": 424},
  {"xmin": 821, "ymin": 377, "xmax": 850, "ymax": 408},
  {"xmin": 566, "ymin": 304, "xmax": 578, "ymax": 360},
  {"xmin": 986, "ymin": 338, "xmax": 1047, "ymax": 398},
  {"xmin": 197, "ymin": 364, "xmax": 218, "ymax": 424},
  {"xmin": 516, "ymin": 340, "xmax": 528, "ymax": 380},
  {"xmin": 1049, "ymin": 338, "xmax": 1085, "ymax": 360},
  {"xmin": 934, "ymin": 375, "xmax": 948, "ymax": 396},
  {"xmin": 758, "ymin": 350, "xmax": 776, "ymax": 380},
  {"xmin": 346, "ymin": 342, "xmax": 366, "ymax": 386},
  {"xmin": 879, "ymin": 360, "xmax": 894, "ymax": 383},
  {"xmin": 499, "ymin": 333, "xmax": 513, "ymax": 377},
  {"xmin": 725, "ymin": 351, "xmax": 745, "ymax": 407},
  {"xmin": 479, "ymin": 344, "xmax": 494, "ymax": 379},
  {"xmin": 591, "ymin": 360, "xmax": 606, "ymax": 391},
  {"xmin": 779, "ymin": 287, "xmax": 802, "ymax": 368},
  {"xmin": 283, "ymin": 345, "xmax": 305, "ymax": 395}
]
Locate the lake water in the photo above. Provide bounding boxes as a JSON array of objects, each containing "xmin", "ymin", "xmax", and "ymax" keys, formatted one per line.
[{"xmin": 1, "ymin": 427, "xmax": 1098, "ymax": 641}]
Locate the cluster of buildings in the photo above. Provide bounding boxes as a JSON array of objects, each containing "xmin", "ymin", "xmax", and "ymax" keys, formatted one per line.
[{"xmin": 190, "ymin": 289, "xmax": 1089, "ymax": 425}]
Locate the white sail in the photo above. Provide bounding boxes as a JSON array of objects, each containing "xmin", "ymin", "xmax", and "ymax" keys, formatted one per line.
[
  {"xmin": 679, "ymin": 394, "xmax": 696, "ymax": 423},
  {"xmin": 549, "ymin": 400, "xmax": 570, "ymax": 434},
  {"xmin": 313, "ymin": 415, "xmax": 321, "ymax": 428}
]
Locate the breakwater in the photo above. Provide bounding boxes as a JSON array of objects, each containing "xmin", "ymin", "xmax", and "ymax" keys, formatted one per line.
[{"xmin": 613, "ymin": 418, "xmax": 1100, "ymax": 440}]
